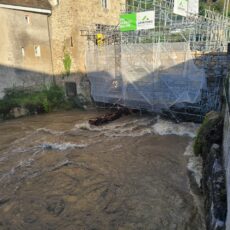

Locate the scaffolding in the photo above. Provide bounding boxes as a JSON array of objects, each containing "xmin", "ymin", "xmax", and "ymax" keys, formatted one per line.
[{"xmin": 82, "ymin": 0, "xmax": 230, "ymax": 122}]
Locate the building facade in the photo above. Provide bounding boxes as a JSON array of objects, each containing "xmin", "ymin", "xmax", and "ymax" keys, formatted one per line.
[
  {"xmin": 0, "ymin": 0, "xmax": 124, "ymax": 97},
  {"xmin": 0, "ymin": 0, "xmax": 53, "ymax": 97},
  {"xmin": 49, "ymin": 0, "xmax": 123, "ymax": 76}
]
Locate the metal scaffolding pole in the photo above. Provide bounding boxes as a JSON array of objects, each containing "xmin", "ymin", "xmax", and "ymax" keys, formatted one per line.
[
  {"xmin": 226, "ymin": 0, "xmax": 230, "ymax": 17},
  {"xmin": 82, "ymin": 0, "xmax": 230, "ymax": 119}
]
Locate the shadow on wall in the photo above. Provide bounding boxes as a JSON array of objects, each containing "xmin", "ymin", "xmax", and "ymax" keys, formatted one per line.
[
  {"xmin": 0, "ymin": 54, "xmax": 226, "ymax": 118},
  {"xmin": 0, "ymin": 64, "xmax": 88, "ymax": 97},
  {"xmin": 87, "ymin": 59, "xmax": 211, "ymax": 112},
  {"xmin": 0, "ymin": 65, "xmax": 53, "ymax": 98}
]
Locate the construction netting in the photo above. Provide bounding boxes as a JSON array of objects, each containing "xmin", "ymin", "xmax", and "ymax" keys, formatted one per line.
[{"xmin": 86, "ymin": 42, "xmax": 206, "ymax": 112}]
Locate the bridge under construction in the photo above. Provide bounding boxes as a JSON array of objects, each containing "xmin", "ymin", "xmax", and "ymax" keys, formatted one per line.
[{"xmin": 82, "ymin": 0, "xmax": 230, "ymax": 122}]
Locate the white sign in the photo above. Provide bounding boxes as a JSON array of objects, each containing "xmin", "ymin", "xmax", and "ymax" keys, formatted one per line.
[
  {"xmin": 188, "ymin": 0, "xmax": 199, "ymax": 15},
  {"xmin": 173, "ymin": 0, "xmax": 199, "ymax": 17},
  {"xmin": 136, "ymin": 11, "xmax": 155, "ymax": 30},
  {"xmin": 173, "ymin": 0, "xmax": 188, "ymax": 17}
]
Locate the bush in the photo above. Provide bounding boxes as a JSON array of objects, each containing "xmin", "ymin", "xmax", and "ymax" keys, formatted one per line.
[
  {"xmin": 0, "ymin": 84, "xmax": 68, "ymax": 119},
  {"xmin": 43, "ymin": 84, "xmax": 65, "ymax": 109},
  {"xmin": 199, "ymin": 2, "xmax": 206, "ymax": 16},
  {"xmin": 0, "ymin": 99, "xmax": 18, "ymax": 119},
  {"xmin": 194, "ymin": 111, "xmax": 223, "ymax": 158}
]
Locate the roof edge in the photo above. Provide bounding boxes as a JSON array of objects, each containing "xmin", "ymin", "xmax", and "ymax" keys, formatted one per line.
[{"xmin": 0, "ymin": 4, "xmax": 51, "ymax": 14}]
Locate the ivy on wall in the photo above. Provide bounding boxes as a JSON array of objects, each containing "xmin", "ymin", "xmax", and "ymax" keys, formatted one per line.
[{"xmin": 63, "ymin": 52, "xmax": 72, "ymax": 77}]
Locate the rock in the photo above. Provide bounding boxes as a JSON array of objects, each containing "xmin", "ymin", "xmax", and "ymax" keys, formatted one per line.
[
  {"xmin": 193, "ymin": 112, "xmax": 227, "ymax": 229},
  {"xmin": 212, "ymin": 144, "xmax": 220, "ymax": 153},
  {"xmin": 11, "ymin": 107, "xmax": 28, "ymax": 118},
  {"xmin": 202, "ymin": 144, "xmax": 227, "ymax": 230},
  {"xmin": 46, "ymin": 199, "xmax": 65, "ymax": 216},
  {"xmin": 210, "ymin": 159, "xmax": 226, "ymax": 228},
  {"xmin": 23, "ymin": 215, "xmax": 37, "ymax": 224},
  {"xmin": 0, "ymin": 197, "xmax": 10, "ymax": 206}
]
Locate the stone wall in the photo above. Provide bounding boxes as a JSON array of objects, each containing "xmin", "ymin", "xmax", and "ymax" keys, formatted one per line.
[
  {"xmin": 0, "ymin": 8, "xmax": 53, "ymax": 98},
  {"xmin": 194, "ymin": 111, "xmax": 226, "ymax": 230},
  {"xmin": 219, "ymin": 53, "xmax": 230, "ymax": 230},
  {"xmin": 223, "ymin": 80, "xmax": 230, "ymax": 230}
]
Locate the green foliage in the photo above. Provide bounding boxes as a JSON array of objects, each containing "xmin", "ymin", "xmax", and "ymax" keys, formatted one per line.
[
  {"xmin": 194, "ymin": 112, "xmax": 223, "ymax": 158},
  {"xmin": 200, "ymin": 0, "xmax": 230, "ymax": 16},
  {"xmin": 42, "ymin": 84, "xmax": 65, "ymax": 110},
  {"xmin": 0, "ymin": 84, "xmax": 67, "ymax": 119},
  {"xmin": 194, "ymin": 115, "xmax": 210, "ymax": 156},
  {"xmin": 199, "ymin": 1, "xmax": 206, "ymax": 16},
  {"xmin": 63, "ymin": 53, "xmax": 72, "ymax": 76},
  {"xmin": 0, "ymin": 99, "xmax": 18, "ymax": 119}
]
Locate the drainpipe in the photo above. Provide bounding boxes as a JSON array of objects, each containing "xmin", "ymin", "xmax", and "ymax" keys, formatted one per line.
[
  {"xmin": 226, "ymin": 0, "xmax": 230, "ymax": 17},
  {"xmin": 224, "ymin": 0, "xmax": 226, "ymax": 16},
  {"xmin": 47, "ymin": 14, "xmax": 56, "ymax": 84}
]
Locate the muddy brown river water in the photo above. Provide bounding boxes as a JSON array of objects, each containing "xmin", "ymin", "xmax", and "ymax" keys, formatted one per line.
[{"xmin": 0, "ymin": 110, "xmax": 205, "ymax": 230}]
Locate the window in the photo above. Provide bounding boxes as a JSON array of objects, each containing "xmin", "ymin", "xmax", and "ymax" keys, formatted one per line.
[
  {"xmin": 34, "ymin": 46, "xmax": 41, "ymax": 57},
  {"xmin": 21, "ymin": 47, "xmax": 25, "ymax": 57},
  {"xmin": 101, "ymin": 0, "xmax": 109, "ymax": 9},
  {"xmin": 65, "ymin": 82, "xmax": 77, "ymax": 97},
  {"xmin": 25, "ymin": 15, "xmax": 30, "ymax": 24}
]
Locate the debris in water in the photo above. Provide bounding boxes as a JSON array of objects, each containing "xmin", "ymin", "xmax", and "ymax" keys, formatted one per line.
[
  {"xmin": 89, "ymin": 107, "xmax": 131, "ymax": 126},
  {"xmin": 51, "ymin": 160, "xmax": 73, "ymax": 171}
]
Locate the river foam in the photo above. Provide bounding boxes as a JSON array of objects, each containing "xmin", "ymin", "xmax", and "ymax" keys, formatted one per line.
[
  {"xmin": 152, "ymin": 119, "xmax": 199, "ymax": 138},
  {"xmin": 37, "ymin": 128, "xmax": 64, "ymax": 135},
  {"xmin": 73, "ymin": 117, "xmax": 199, "ymax": 138},
  {"xmin": 184, "ymin": 142, "xmax": 202, "ymax": 188},
  {"xmin": 41, "ymin": 143, "xmax": 88, "ymax": 151}
]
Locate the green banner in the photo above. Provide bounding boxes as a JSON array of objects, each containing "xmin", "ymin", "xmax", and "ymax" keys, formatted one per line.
[{"xmin": 120, "ymin": 13, "xmax": 137, "ymax": 32}]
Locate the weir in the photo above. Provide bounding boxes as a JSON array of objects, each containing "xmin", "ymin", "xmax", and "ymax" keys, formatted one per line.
[{"xmin": 82, "ymin": 0, "xmax": 230, "ymax": 122}]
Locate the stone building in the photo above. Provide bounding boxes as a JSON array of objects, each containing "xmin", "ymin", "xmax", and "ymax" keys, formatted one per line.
[
  {"xmin": 0, "ymin": 0, "xmax": 53, "ymax": 97},
  {"xmin": 0, "ymin": 0, "xmax": 124, "ymax": 97},
  {"xmin": 49, "ymin": 0, "xmax": 123, "ymax": 76}
]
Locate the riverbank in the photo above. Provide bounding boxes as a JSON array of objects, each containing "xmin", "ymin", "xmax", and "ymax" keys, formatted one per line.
[{"xmin": 0, "ymin": 84, "xmax": 89, "ymax": 120}]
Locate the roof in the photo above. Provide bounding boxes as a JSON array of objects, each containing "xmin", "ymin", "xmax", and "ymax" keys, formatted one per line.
[{"xmin": 0, "ymin": 0, "xmax": 51, "ymax": 10}]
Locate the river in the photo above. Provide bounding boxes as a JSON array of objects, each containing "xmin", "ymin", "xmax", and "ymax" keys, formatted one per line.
[{"xmin": 0, "ymin": 109, "xmax": 205, "ymax": 230}]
